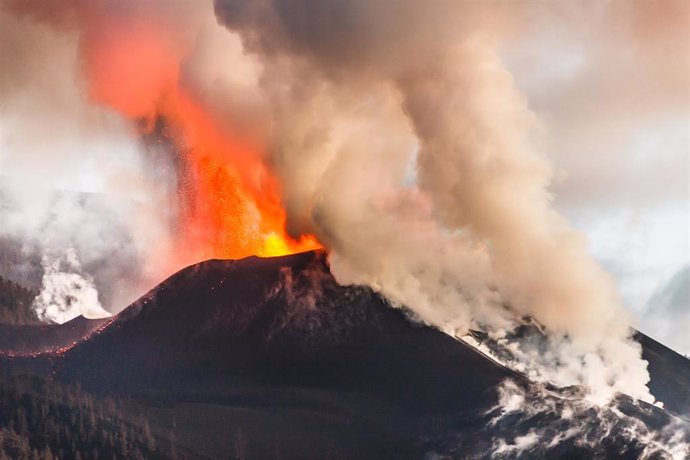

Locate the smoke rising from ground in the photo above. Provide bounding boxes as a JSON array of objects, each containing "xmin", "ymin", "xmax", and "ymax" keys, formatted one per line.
[
  {"xmin": 484, "ymin": 379, "xmax": 689, "ymax": 459},
  {"xmin": 33, "ymin": 248, "xmax": 111, "ymax": 323},
  {"xmin": 0, "ymin": 0, "xmax": 685, "ymax": 402},
  {"xmin": 0, "ymin": 4, "xmax": 180, "ymax": 316}
]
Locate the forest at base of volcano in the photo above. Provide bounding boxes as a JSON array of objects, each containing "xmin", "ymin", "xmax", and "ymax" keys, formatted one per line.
[{"xmin": 0, "ymin": 251, "xmax": 688, "ymax": 459}]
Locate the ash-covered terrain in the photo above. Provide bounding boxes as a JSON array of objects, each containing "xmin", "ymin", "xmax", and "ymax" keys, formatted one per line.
[{"xmin": 0, "ymin": 251, "xmax": 687, "ymax": 459}]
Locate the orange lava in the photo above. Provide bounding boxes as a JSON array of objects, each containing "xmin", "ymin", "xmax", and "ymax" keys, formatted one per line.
[
  {"xmin": 169, "ymin": 91, "xmax": 321, "ymax": 261},
  {"xmin": 81, "ymin": 20, "xmax": 321, "ymax": 263}
]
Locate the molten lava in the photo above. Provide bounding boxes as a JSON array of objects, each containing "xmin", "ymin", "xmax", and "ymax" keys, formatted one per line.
[
  {"xmin": 81, "ymin": 19, "xmax": 320, "ymax": 263},
  {"xmin": 169, "ymin": 91, "xmax": 321, "ymax": 261}
]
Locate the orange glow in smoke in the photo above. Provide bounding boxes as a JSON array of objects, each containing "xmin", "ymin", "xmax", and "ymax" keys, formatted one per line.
[
  {"xmin": 82, "ymin": 20, "xmax": 321, "ymax": 263},
  {"xmin": 169, "ymin": 91, "xmax": 321, "ymax": 261}
]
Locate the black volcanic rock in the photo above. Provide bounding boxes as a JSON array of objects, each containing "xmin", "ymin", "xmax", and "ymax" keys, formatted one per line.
[
  {"xmin": 636, "ymin": 332, "xmax": 690, "ymax": 416},
  {"xmin": 1, "ymin": 251, "xmax": 688, "ymax": 459},
  {"xmin": 57, "ymin": 250, "xmax": 517, "ymax": 413},
  {"xmin": 29, "ymin": 251, "xmax": 519, "ymax": 459},
  {"xmin": 0, "ymin": 316, "xmax": 111, "ymax": 355}
]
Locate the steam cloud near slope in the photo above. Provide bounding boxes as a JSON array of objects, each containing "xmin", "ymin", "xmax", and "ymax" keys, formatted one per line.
[
  {"xmin": 0, "ymin": 5, "xmax": 179, "ymax": 315},
  {"xmin": 0, "ymin": 0, "xmax": 686, "ymax": 403},
  {"xmin": 33, "ymin": 248, "xmax": 111, "ymax": 323}
]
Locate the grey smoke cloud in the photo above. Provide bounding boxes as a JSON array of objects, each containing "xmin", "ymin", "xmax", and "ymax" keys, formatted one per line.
[
  {"xmin": 502, "ymin": 1, "xmax": 689, "ymax": 353},
  {"xmin": 505, "ymin": 0, "xmax": 688, "ymax": 213},
  {"xmin": 0, "ymin": 4, "xmax": 178, "ymax": 316},
  {"xmin": 213, "ymin": 0, "xmax": 666, "ymax": 401},
  {"xmin": 0, "ymin": 0, "xmax": 271, "ymax": 318}
]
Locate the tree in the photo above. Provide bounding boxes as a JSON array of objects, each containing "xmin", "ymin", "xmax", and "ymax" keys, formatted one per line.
[
  {"xmin": 39, "ymin": 445, "xmax": 53, "ymax": 460},
  {"xmin": 234, "ymin": 427, "xmax": 248, "ymax": 460},
  {"xmin": 142, "ymin": 420, "xmax": 155, "ymax": 452}
]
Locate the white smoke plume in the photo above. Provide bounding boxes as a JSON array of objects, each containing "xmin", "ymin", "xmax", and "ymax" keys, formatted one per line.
[
  {"xmin": 1, "ymin": 0, "xmax": 686, "ymax": 405},
  {"xmin": 0, "ymin": 3, "xmax": 180, "ymax": 312},
  {"xmin": 33, "ymin": 248, "xmax": 110, "ymax": 324},
  {"xmin": 485, "ymin": 379, "xmax": 690, "ymax": 459},
  {"xmin": 211, "ymin": 0, "xmax": 674, "ymax": 402}
]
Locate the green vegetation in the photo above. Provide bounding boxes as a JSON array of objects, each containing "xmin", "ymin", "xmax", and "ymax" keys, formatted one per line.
[
  {"xmin": 0, "ymin": 276, "xmax": 40, "ymax": 325},
  {"xmin": 0, "ymin": 376, "xmax": 167, "ymax": 460}
]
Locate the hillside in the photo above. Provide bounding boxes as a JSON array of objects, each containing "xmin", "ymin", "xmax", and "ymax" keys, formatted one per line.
[{"xmin": 1, "ymin": 251, "xmax": 688, "ymax": 458}]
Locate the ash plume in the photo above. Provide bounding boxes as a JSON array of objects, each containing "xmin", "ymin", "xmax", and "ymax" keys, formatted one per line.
[
  {"xmin": 0, "ymin": 0, "xmax": 686, "ymax": 404},
  {"xmin": 212, "ymin": 0, "xmax": 672, "ymax": 402}
]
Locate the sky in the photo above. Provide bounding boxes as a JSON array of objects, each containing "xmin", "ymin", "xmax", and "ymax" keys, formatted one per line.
[{"xmin": 502, "ymin": 3, "xmax": 689, "ymax": 354}]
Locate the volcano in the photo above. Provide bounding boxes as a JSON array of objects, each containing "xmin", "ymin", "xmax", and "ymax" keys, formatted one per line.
[{"xmin": 1, "ymin": 251, "xmax": 688, "ymax": 459}]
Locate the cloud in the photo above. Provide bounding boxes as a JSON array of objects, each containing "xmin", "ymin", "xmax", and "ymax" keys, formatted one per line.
[
  {"xmin": 644, "ymin": 266, "xmax": 690, "ymax": 355},
  {"xmin": 505, "ymin": 1, "xmax": 689, "ymax": 214},
  {"xmin": 502, "ymin": 0, "xmax": 689, "ymax": 354}
]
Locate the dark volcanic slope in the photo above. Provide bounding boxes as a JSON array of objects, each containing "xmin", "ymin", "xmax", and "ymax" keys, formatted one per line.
[
  {"xmin": 0, "ymin": 316, "xmax": 111, "ymax": 355},
  {"xmin": 44, "ymin": 251, "xmax": 521, "ymax": 459},
  {"xmin": 1, "ymin": 251, "xmax": 688, "ymax": 459},
  {"xmin": 636, "ymin": 332, "xmax": 690, "ymax": 415},
  {"xmin": 55, "ymin": 251, "xmax": 516, "ymax": 415}
]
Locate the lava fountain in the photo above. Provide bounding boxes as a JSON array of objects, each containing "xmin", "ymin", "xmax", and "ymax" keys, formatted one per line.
[{"xmin": 79, "ymin": 13, "xmax": 320, "ymax": 264}]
